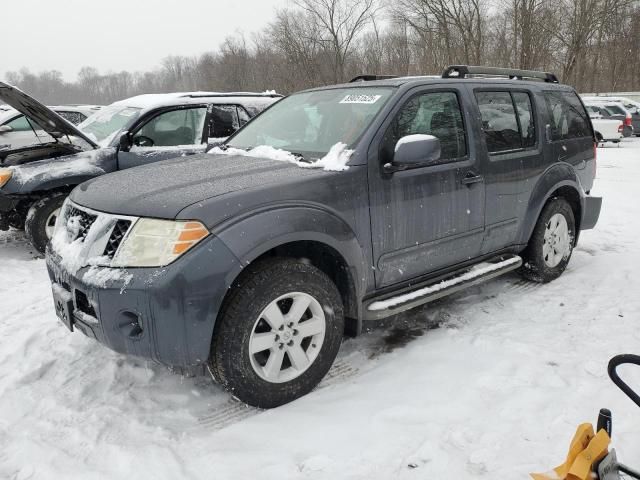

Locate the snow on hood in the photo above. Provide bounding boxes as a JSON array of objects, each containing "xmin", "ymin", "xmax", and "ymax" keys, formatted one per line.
[
  {"xmin": 7, "ymin": 149, "xmax": 107, "ymax": 189},
  {"xmin": 209, "ymin": 142, "xmax": 353, "ymax": 172}
]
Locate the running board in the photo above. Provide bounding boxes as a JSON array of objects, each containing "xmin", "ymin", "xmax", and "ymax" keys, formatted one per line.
[{"xmin": 364, "ymin": 255, "xmax": 522, "ymax": 320}]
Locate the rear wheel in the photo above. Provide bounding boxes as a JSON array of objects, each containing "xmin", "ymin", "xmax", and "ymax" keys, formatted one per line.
[
  {"xmin": 209, "ymin": 258, "xmax": 344, "ymax": 408},
  {"xmin": 25, "ymin": 194, "xmax": 66, "ymax": 253},
  {"xmin": 521, "ymin": 197, "xmax": 575, "ymax": 283}
]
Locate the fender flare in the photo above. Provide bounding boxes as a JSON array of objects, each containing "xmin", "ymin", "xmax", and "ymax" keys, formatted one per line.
[
  {"xmin": 517, "ymin": 163, "xmax": 584, "ymax": 246},
  {"xmin": 213, "ymin": 204, "xmax": 369, "ymax": 324}
]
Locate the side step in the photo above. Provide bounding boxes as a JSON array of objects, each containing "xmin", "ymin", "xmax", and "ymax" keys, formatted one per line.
[{"xmin": 364, "ymin": 255, "xmax": 522, "ymax": 320}]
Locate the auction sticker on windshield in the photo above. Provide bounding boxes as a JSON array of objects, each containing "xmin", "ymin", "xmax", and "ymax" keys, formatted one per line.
[{"xmin": 340, "ymin": 94, "xmax": 382, "ymax": 104}]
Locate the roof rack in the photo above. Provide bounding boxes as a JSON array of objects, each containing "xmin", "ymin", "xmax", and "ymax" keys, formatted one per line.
[
  {"xmin": 349, "ymin": 75, "xmax": 398, "ymax": 83},
  {"xmin": 441, "ymin": 65, "xmax": 559, "ymax": 83}
]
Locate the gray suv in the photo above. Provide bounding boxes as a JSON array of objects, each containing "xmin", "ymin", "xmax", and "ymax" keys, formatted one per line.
[
  {"xmin": 0, "ymin": 84, "xmax": 281, "ymax": 252},
  {"xmin": 45, "ymin": 65, "xmax": 602, "ymax": 408}
]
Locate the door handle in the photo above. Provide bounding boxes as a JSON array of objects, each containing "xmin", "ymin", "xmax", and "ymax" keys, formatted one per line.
[{"xmin": 461, "ymin": 171, "xmax": 483, "ymax": 186}]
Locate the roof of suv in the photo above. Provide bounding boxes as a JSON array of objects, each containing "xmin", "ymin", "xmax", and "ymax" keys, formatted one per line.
[{"xmin": 323, "ymin": 75, "xmax": 574, "ymax": 89}]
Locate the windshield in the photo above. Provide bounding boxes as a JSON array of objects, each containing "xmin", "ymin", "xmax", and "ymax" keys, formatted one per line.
[
  {"xmin": 227, "ymin": 87, "xmax": 394, "ymax": 157},
  {"xmin": 78, "ymin": 105, "xmax": 141, "ymax": 144}
]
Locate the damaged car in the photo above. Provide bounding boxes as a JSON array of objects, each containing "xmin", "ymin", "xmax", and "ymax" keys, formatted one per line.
[{"xmin": 0, "ymin": 82, "xmax": 281, "ymax": 252}]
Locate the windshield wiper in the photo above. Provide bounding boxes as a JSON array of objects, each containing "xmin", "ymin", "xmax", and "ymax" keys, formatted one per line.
[{"xmin": 290, "ymin": 151, "xmax": 312, "ymax": 163}]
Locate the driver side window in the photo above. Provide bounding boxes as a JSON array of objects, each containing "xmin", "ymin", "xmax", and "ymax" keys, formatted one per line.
[
  {"xmin": 133, "ymin": 107, "xmax": 207, "ymax": 147},
  {"xmin": 381, "ymin": 91, "xmax": 467, "ymax": 164}
]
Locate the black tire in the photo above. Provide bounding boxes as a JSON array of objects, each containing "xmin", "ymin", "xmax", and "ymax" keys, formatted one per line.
[
  {"xmin": 520, "ymin": 197, "xmax": 576, "ymax": 283},
  {"xmin": 25, "ymin": 194, "xmax": 67, "ymax": 254},
  {"xmin": 209, "ymin": 258, "xmax": 344, "ymax": 408}
]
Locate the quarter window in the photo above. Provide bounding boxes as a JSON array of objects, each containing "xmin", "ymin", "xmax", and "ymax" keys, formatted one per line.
[
  {"xmin": 382, "ymin": 91, "xmax": 467, "ymax": 162},
  {"xmin": 543, "ymin": 92, "xmax": 591, "ymax": 141},
  {"xmin": 56, "ymin": 111, "xmax": 87, "ymax": 125}
]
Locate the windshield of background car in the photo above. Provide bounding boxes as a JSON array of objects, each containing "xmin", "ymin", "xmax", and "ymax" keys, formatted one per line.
[
  {"xmin": 227, "ymin": 87, "xmax": 394, "ymax": 156},
  {"xmin": 78, "ymin": 105, "xmax": 141, "ymax": 144}
]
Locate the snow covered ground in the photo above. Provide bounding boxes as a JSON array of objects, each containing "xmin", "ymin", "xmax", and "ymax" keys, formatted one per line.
[{"xmin": 1, "ymin": 139, "xmax": 640, "ymax": 479}]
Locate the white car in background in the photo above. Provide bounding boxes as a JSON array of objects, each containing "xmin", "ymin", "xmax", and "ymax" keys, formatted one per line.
[
  {"xmin": 582, "ymin": 97, "xmax": 639, "ymax": 137},
  {"xmin": 584, "ymin": 104, "xmax": 623, "ymax": 144},
  {"xmin": 0, "ymin": 104, "xmax": 102, "ymax": 150}
]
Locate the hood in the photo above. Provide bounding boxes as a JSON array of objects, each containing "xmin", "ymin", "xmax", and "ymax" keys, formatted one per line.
[
  {"xmin": 0, "ymin": 82, "xmax": 98, "ymax": 150},
  {"xmin": 71, "ymin": 153, "xmax": 330, "ymax": 219}
]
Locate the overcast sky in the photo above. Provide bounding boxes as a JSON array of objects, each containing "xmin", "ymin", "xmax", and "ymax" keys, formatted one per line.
[{"xmin": 1, "ymin": 0, "xmax": 288, "ymax": 81}]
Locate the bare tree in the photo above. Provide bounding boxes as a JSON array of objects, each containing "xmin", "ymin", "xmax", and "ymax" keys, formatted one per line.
[{"xmin": 293, "ymin": 0, "xmax": 378, "ymax": 82}]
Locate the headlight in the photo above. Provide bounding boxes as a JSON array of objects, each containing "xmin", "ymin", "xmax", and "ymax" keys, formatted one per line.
[
  {"xmin": 111, "ymin": 218, "xmax": 209, "ymax": 267},
  {"xmin": 0, "ymin": 168, "xmax": 13, "ymax": 188}
]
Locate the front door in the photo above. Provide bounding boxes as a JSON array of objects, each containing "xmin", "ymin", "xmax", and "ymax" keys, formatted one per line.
[
  {"xmin": 118, "ymin": 105, "xmax": 209, "ymax": 169},
  {"xmin": 368, "ymin": 88, "xmax": 485, "ymax": 288}
]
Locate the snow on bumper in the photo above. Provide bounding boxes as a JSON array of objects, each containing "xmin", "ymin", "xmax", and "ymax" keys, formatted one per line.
[{"xmin": 45, "ymin": 235, "xmax": 243, "ymax": 367}]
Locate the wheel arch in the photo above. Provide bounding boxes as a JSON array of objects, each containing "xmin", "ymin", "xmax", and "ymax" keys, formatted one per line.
[
  {"xmin": 214, "ymin": 206, "xmax": 368, "ymax": 336},
  {"xmin": 518, "ymin": 164, "xmax": 584, "ymax": 247}
]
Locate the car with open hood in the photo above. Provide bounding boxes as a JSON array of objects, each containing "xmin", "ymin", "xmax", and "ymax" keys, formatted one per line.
[
  {"xmin": 0, "ymin": 82, "xmax": 282, "ymax": 252},
  {"xmin": 45, "ymin": 65, "xmax": 602, "ymax": 408}
]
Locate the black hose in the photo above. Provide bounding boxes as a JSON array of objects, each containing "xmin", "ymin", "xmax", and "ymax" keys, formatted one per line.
[{"xmin": 608, "ymin": 354, "xmax": 640, "ymax": 409}]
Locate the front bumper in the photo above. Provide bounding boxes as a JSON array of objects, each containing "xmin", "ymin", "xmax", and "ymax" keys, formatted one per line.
[
  {"xmin": 46, "ymin": 235, "xmax": 243, "ymax": 367},
  {"xmin": 581, "ymin": 195, "xmax": 602, "ymax": 230}
]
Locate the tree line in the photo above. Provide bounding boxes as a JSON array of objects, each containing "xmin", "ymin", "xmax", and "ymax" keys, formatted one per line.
[{"xmin": 5, "ymin": 0, "xmax": 640, "ymax": 105}]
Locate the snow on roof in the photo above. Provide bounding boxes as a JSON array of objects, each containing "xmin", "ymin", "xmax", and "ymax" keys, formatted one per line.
[{"xmin": 113, "ymin": 91, "xmax": 282, "ymax": 110}]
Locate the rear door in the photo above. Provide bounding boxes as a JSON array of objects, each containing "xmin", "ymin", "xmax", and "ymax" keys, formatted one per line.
[
  {"xmin": 118, "ymin": 105, "xmax": 209, "ymax": 169},
  {"xmin": 471, "ymin": 88, "xmax": 542, "ymax": 253},
  {"xmin": 368, "ymin": 87, "xmax": 485, "ymax": 288}
]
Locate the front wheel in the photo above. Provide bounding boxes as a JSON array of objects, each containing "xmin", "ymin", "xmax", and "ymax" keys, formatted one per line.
[
  {"xmin": 520, "ymin": 197, "xmax": 575, "ymax": 283},
  {"xmin": 209, "ymin": 258, "xmax": 344, "ymax": 408},
  {"xmin": 25, "ymin": 194, "xmax": 67, "ymax": 254}
]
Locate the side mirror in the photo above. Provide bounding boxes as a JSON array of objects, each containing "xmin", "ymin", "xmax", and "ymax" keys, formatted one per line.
[
  {"xmin": 118, "ymin": 131, "xmax": 132, "ymax": 152},
  {"xmin": 389, "ymin": 134, "xmax": 441, "ymax": 170},
  {"xmin": 0, "ymin": 125, "xmax": 12, "ymax": 133}
]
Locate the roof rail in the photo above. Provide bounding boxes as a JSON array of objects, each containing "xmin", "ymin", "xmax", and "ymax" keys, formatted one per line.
[
  {"xmin": 441, "ymin": 65, "xmax": 559, "ymax": 83},
  {"xmin": 349, "ymin": 75, "xmax": 398, "ymax": 83}
]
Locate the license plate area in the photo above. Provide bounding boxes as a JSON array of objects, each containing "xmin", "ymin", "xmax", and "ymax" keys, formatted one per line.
[{"xmin": 52, "ymin": 283, "xmax": 74, "ymax": 332}]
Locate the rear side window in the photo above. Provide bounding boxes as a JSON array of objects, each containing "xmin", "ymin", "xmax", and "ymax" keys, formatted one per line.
[
  {"xmin": 604, "ymin": 105, "xmax": 625, "ymax": 115},
  {"xmin": 476, "ymin": 92, "xmax": 520, "ymax": 152},
  {"xmin": 543, "ymin": 91, "xmax": 591, "ymax": 140},
  {"xmin": 476, "ymin": 91, "xmax": 536, "ymax": 153},
  {"xmin": 382, "ymin": 91, "xmax": 467, "ymax": 162},
  {"xmin": 209, "ymin": 105, "xmax": 240, "ymax": 139}
]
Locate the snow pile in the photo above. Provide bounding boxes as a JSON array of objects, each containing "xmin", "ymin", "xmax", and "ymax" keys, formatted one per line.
[
  {"xmin": 49, "ymin": 214, "xmax": 88, "ymax": 274},
  {"xmin": 210, "ymin": 142, "xmax": 353, "ymax": 172},
  {"xmin": 82, "ymin": 266, "xmax": 133, "ymax": 290}
]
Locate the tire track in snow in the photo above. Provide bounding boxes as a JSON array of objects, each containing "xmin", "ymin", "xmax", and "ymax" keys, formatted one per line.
[{"xmin": 196, "ymin": 359, "xmax": 361, "ymax": 431}]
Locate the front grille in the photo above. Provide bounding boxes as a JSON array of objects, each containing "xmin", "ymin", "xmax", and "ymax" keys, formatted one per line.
[
  {"xmin": 66, "ymin": 205, "xmax": 97, "ymax": 240},
  {"xmin": 103, "ymin": 219, "xmax": 131, "ymax": 258}
]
